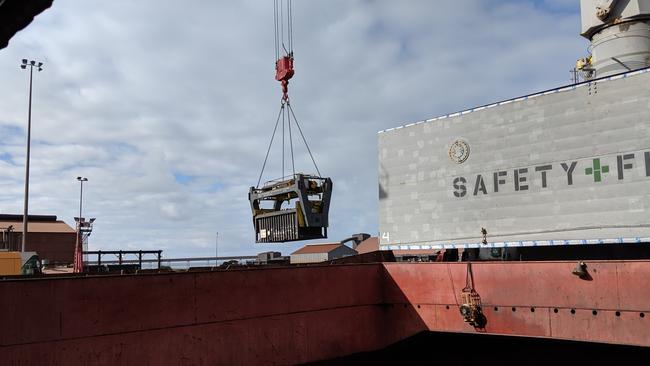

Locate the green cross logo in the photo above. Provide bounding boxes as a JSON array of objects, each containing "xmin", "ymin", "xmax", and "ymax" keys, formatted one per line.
[{"xmin": 585, "ymin": 158, "xmax": 609, "ymax": 182}]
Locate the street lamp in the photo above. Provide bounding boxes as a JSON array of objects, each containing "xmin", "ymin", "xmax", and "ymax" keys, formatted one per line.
[
  {"xmin": 74, "ymin": 176, "xmax": 89, "ymax": 273},
  {"xmin": 77, "ymin": 176, "xmax": 88, "ymax": 220},
  {"xmin": 19, "ymin": 59, "xmax": 43, "ymax": 252}
]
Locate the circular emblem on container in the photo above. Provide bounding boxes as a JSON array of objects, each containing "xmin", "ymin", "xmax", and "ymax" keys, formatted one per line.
[{"xmin": 448, "ymin": 139, "xmax": 470, "ymax": 164}]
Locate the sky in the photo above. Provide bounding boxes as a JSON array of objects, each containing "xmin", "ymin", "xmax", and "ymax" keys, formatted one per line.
[{"xmin": 0, "ymin": 1, "xmax": 588, "ymax": 258}]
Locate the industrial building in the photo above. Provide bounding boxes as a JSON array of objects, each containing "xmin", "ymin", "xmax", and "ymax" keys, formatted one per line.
[
  {"xmin": 290, "ymin": 243, "xmax": 357, "ymax": 264},
  {"xmin": 0, "ymin": 214, "xmax": 76, "ymax": 264},
  {"xmin": 256, "ymin": 251, "xmax": 289, "ymax": 265}
]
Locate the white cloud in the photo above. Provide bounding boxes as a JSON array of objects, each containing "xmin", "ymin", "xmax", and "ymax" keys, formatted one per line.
[{"xmin": 0, "ymin": 1, "xmax": 588, "ymax": 258}]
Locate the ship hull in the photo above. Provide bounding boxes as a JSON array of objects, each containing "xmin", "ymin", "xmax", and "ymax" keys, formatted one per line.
[{"xmin": 1, "ymin": 260, "xmax": 649, "ymax": 365}]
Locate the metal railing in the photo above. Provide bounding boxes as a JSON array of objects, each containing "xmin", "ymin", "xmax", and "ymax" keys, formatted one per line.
[{"xmin": 83, "ymin": 250, "xmax": 257, "ymax": 270}]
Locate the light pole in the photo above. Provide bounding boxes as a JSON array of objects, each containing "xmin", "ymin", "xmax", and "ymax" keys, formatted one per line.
[
  {"xmin": 74, "ymin": 177, "xmax": 88, "ymax": 273},
  {"xmin": 77, "ymin": 176, "xmax": 87, "ymax": 220},
  {"xmin": 19, "ymin": 59, "xmax": 43, "ymax": 253}
]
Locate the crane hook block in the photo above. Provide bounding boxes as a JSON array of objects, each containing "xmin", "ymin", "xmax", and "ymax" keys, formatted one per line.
[
  {"xmin": 275, "ymin": 55, "xmax": 295, "ymax": 100},
  {"xmin": 249, "ymin": 174, "xmax": 332, "ymax": 243}
]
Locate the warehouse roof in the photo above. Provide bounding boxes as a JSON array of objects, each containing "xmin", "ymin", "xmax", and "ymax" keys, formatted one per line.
[
  {"xmin": 355, "ymin": 237, "xmax": 379, "ymax": 254},
  {"xmin": 0, "ymin": 214, "xmax": 75, "ymax": 233},
  {"xmin": 0, "ymin": 221, "xmax": 75, "ymax": 233},
  {"xmin": 291, "ymin": 243, "xmax": 346, "ymax": 255}
]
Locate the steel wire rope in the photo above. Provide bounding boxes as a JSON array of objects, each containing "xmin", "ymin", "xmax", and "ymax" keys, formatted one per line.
[
  {"xmin": 287, "ymin": 101, "xmax": 321, "ymax": 177},
  {"xmin": 276, "ymin": 0, "xmax": 293, "ymax": 55},
  {"xmin": 464, "ymin": 261, "xmax": 474, "ymax": 291},
  {"xmin": 287, "ymin": 103, "xmax": 296, "ymax": 176},
  {"xmin": 288, "ymin": 0, "xmax": 293, "ymax": 53},
  {"xmin": 280, "ymin": 0, "xmax": 286, "ymax": 51},
  {"xmin": 282, "ymin": 103, "xmax": 285, "ymax": 179},
  {"xmin": 256, "ymin": 103, "xmax": 285, "ymax": 188},
  {"xmin": 273, "ymin": 0, "xmax": 279, "ymax": 61}
]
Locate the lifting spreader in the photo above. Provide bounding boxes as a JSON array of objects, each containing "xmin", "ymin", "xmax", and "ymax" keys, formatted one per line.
[{"xmin": 249, "ymin": 174, "xmax": 332, "ymax": 243}]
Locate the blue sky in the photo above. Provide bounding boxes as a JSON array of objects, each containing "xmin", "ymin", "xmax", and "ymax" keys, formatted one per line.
[{"xmin": 0, "ymin": 1, "xmax": 588, "ymax": 258}]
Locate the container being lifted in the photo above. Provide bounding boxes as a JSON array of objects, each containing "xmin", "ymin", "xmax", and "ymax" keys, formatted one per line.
[
  {"xmin": 249, "ymin": 0, "xmax": 333, "ymax": 243},
  {"xmin": 249, "ymin": 174, "xmax": 332, "ymax": 243}
]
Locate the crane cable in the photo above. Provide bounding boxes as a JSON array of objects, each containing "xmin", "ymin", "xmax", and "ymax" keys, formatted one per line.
[
  {"xmin": 255, "ymin": 100, "xmax": 321, "ymax": 188},
  {"xmin": 287, "ymin": 101, "xmax": 321, "ymax": 177},
  {"xmin": 256, "ymin": 104, "xmax": 285, "ymax": 188},
  {"xmin": 274, "ymin": 0, "xmax": 293, "ymax": 58},
  {"xmin": 273, "ymin": 0, "xmax": 279, "ymax": 61},
  {"xmin": 257, "ymin": 0, "xmax": 321, "ymax": 188},
  {"xmin": 288, "ymin": 0, "xmax": 293, "ymax": 53}
]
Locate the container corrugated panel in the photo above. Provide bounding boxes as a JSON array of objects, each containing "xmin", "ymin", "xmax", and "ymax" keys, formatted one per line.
[
  {"xmin": 256, "ymin": 211, "xmax": 299, "ymax": 243},
  {"xmin": 378, "ymin": 69, "xmax": 650, "ymax": 250}
]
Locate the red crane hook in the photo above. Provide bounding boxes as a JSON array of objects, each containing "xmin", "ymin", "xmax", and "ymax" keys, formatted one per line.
[{"xmin": 275, "ymin": 54, "xmax": 294, "ymax": 101}]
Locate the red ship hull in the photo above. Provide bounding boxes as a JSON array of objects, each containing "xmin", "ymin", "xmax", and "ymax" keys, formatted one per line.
[{"xmin": 1, "ymin": 260, "xmax": 649, "ymax": 365}]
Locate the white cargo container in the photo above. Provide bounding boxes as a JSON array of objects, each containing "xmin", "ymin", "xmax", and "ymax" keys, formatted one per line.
[{"xmin": 378, "ymin": 69, "xmax": 650, "ymax": 250}]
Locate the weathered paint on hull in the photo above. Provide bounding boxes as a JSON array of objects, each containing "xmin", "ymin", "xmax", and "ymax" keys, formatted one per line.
[
  {"xmin": 1, "ymin": 261, "xmax": 649, "ymax": 365},
  {"xmin": 383, "ymin": 261, "xmax": 650, "ymax": 347}
]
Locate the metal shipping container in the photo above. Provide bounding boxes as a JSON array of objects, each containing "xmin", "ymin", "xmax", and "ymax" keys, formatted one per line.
[{"xmin": 378, "ymin": 69, "xmax": 650, "ymax": 250}]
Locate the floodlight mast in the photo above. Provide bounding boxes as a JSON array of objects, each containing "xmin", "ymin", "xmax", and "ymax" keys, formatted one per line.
[
  {"xmin": 19, "ymin": 59, "xmax": 43, "ymax": 252},
  {"xmin": 74, "ymin": 177, "xmax": 89, "ymax": 273}
]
